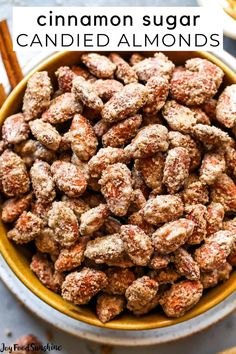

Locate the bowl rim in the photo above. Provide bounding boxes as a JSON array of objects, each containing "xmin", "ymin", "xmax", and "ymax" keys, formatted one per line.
[{"xmin": 0, "ymin": 50, "xmax": 236, "ymax": 331}]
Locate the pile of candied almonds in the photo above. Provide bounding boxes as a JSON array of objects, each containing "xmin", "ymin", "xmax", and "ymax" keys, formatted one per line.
[{"xmin": 0, "ymin": 51, "xmax": 236, "ymax": 323}]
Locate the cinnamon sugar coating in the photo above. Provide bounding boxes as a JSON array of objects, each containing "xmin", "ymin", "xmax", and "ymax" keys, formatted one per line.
[
  {"xmin": 81, "ymin": 53, "xmax": 116, "ymax": 79},
  {"xmin": 72, "ymin": 76, "xmax": 103, "ymax": 111},
  {"xmin": 99, "ymin": 163, "xmax": 133, "ymax": 216},
  {"xmin": 96, "ymin": 293, "xmax": 125, "ymax": 323},
  {"xmin": 51, "ymin": 160, "xmax": 87, "ymax": 197},
  {"xmin": 23, "ymin": 72, "xmax": 52, "ymax": 121},
  {"xmin": 48, "ymin": 201, "xmax": 79, "ymax": 248},
  {"xmin": 151, "ymin": 218, "xmax": 195, "ymax": 254},
  {"xmin": 101, "ymin": 83, "xmax": 148, "ymax": 123},
  {"xmin": 102, "ymin": 115, "xmax": 142, "ymax": 148},
  {"xmin": 125, "ymin": 276, "xmax": 159, "ymax": 314},
  {"xmin": 160, "ymin": 280, "xmax": 203, "ymax": 317},
  {"xmin": 2, "ymin": 113, "xmax": 29, "ymax": 144},
  {"xmin": 0, "ymin": 150, "xmax": 30, "ymax": 197},
  {"xmin": 29, "ymin": 119, "xmax": 61, "ymax": 151},
  {"xmin": 120, "ymin": 225, "xmax": 153, "ymax": 266},
  {"xmin": 42, "ymin": 93, "xmax": 82, "ymax": 124},
  {"xmin": 7, "ymin": 211, "xmax": 43, "ymax": 244},
  {"xmin": 69, "ymin": 114, "xmax": 98, "ymax": 161},
  {"xmin": 30, "ymin": 160, "xmax": 56, "ymax": 203},
  {"xmin": 61, "ymin": 267, "xmax": 108, "ymax": 305},
  {"xmin": 109, "ymin": 53, "xmax": 138, "ymax": 84}
]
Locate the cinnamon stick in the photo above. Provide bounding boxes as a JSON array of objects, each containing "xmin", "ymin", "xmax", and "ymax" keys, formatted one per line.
[
  {"xmin": 0, "ymin": 20, "xmax": 23, "ymax": 83},
  {"xmin": 0, "ymin": 83, "xmax": 7, "ymax": 107},
  {"xmin": 0, "ymin": 20, "xmax": 23, "ymax": 89}
]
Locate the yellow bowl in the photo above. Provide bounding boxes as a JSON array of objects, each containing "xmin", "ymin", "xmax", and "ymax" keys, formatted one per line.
[{"xmin": 0, "ymin": 51, "xmax": 236, "ymax": 331}]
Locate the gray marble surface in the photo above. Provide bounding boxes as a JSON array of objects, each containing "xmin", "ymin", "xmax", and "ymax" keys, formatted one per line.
[{"xmin": 0, "ymin": 0, "xmax": 236, "ymax": 352}]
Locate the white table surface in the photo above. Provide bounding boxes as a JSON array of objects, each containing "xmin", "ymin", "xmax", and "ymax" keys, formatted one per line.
[{"xmin": 0, "ymin": 0, "xmax": 236, "ymax": 352}]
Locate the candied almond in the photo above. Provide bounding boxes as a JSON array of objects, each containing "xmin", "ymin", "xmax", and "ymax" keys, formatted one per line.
[
  {"xmin": 30, "ymin": 160, "xmax": 56, "ymax": 203},
  {"xmin": 14, "ymin": 139, "xmax": 56, "ymax": 167},
  {"xmin": 142, "ymin": 194, "xmax": 184, "ymax": 225},
  {"xmin": 55, "ymin": 66, "xmax": 76, "ymax": 93},
  {"xmin": 151, "ymin": 218, "xmax": 195, "ymax": 254},
  {"xmin": 109, "ymin": 53, "xmax": 138, "ymax": 84},
  {"xmin": 129, "ymin": 53, "xmax": 144, "ymax": 66},
  {"xmin": 168, "ymin": 131, "xmax": 201, "ymax": 171},
  {"xmin": 30, "ymin": 199, "xmax": 51, "ymax": 225},
  {"xmin": 163, "ymin": 147, "xmax": 190, "ymax": 194},
  {"xmin": 79, "ymin": 204, "xmax": 110, "ymax": 235},
  {"xmin": 174, "ymin": 248, "xmax": 200, "ymax": 280},
  {"xmin": 133, "ymin": 52, "xmax": 174, "ymax": 82},
  {"xmin": 23, "ymin": 72, "xmax": 52, "ymax": 121},
  {"xmin": 201, "ymin": 98, "xmax": 217, "ymax": 120},
  {"xmin": 143, "ymin": 76, "xmax": 169, "ymax": 115},
  {"xmin": 93, "ymin": 79, "xmax": 123, "ymax": 101},
  {"xmin": 216, "ymin": 84, "xmax": 236, "ymax": 128},
  {"xmin": 93, "ymin": 119, "xmax": 111, "ymax": 138},
  {"xmin": 51, "ymin": 160, "xmax": 87, "ymax": 197},
  {"xmin": 35, "ymin": 228, "xmax": 60, "ymax": 256},
  {"xmin": 81, "ymin": 53, "xmax": 116, "ymax": 79},
  {"xmin": 199, "ymin": 151, "xmax": 226, "ymax": 185},
  {"xmin": 96, "ymin": 293, "xmax": 125, "ymax": 323},
  {"xmin": 55, "ymin": 237, "xmax": 88, "ymax": 271},
  {"xmin": 201, "ymin": 262, "xmax": 232, "ymax": 289},
  {"xmin": 42, "ymin": 93, "xmax": 82, "ymax": 124},
  {"xmin": 125, "ymin": 276, "xmax": 159, "ymax": 314},
  {"xmin": 134, "ymin": 153, "xmax": 165, "ymax": 193},
  {"xmin": 206, "ymin": 202, "xmax": 224, "ymax": 237},
  {"xmin": 120, "ymin": 225, "xmax": 153, "ymax": 266},
  {"xmin": 2, "ymin": 113, "xmax": 29, "ymax": 144},
  {"xmin": 181, "ymin": 174, "xmax": 209, "ymax": 207},
  {"xmin": 31, "ymin": 253, "xmax": 64, "ymax": 293},
  {"xmin": 185, "ymin": 58, "xmax": 224, "ymax": 90},
  {"xmin": 88, "ymin": 147, "xmax": 130, "ymax": 179},
  {"xmin": 149, "ymin": 253, "xmax": 170, "ymax": 270},
  {"xmin": 61, "ymin": 195, "xmax": 90, "ymax": 219},
  {"xmin": 192, "ymin": 124, "xmax": 231, "ymax": 149},
  {"xmin": 48, "ymin": 201, "xmax": 79, "ymax": 248},
  {"xmin": 1, "ymin": 193, "xmax": 33, "ymax": 223},
  {"xmin": 162, "ymin": 100, "xmax": 197, "ymax": 133},
  {"xmin": 69, "ymin": 114, "xmax": 98, "ymax": 161},
  {"xmin": 159, "ymin": 280, "xmax": 203, "ymax": 317},
  {"xmin": 84, "ymin": 234, "xmax": 125, "ymax": 264},
  {"xmin": 29, "ymin": 119, "xmax": 61, "ymax": 151},
  {"xmin": 149, "ymin": 266, "xmax": 180, "ymax": 285},
  {"xmin": 14, "ymin": 335, "xmax": 42, "ymax": 353},
  {"xmin": 102, "ymin": 115, "xmax": 142, "ymax": 148},
  {"xmin": 72, "ymin": 76, "xmax": 103, "ymax": 111},
  {"xmin": 195, "ymin": 230, "xmax": 235, "ymax": 271},
  {"xmin": 104, "ymin": 268, "xmax": 136, "ymax": 295},
  {"xmin": 170, "ymin": 70, "xmax": 217, "ymax": 106},
  {"xmin": 0, "ymin": 149, "xmax": 30, "ymax": 197},
  {"xmin": 186, "ymin": 204, "xmax": 207, "ymax": 245},
  {"xmin": 7, "ymin": 211, "xmax": 43, "ymax": 244},
  {"xmin": 125, "ymin": 124, "xmax": 169, "ymax": 159},
  {"xmin": 101, "ymin": 83, "xmax": 148, "ymax": 123},
  {"xmin": 62, "ymin": 267, "xmax": 108, "ymax": 305},
  {"xmin": 210, "ymin": 174, "xmax": 236, "ymax": 212},
  {"xmin": 128, "ymin": 210, "xmax": 155, "ymax": 236},
  {"xmin": 99, "ymin": 163, "xmax": 133, "ymax": 216}
]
